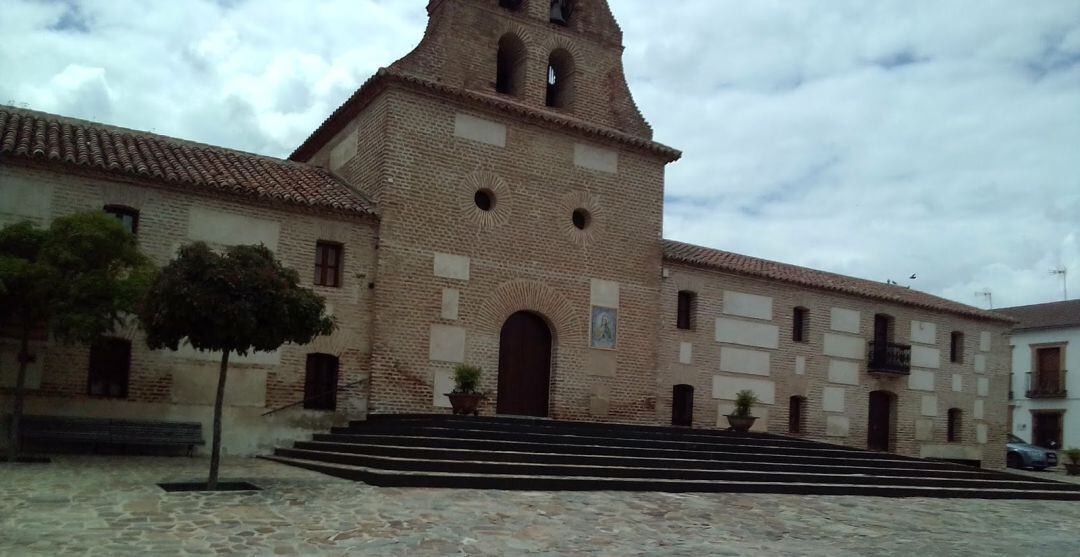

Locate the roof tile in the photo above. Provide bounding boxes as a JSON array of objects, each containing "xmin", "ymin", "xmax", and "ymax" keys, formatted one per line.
[
  {"xmin": 0, "ymin": 106, "xmax": 375, "ymax": 217},
  {"xmin": 998, "ymin": 300, "xmax": 1080, "ymax": 331},
  {"xmin": 662, "ymin": 239, "xmax": 1013, "ymax": 323}
]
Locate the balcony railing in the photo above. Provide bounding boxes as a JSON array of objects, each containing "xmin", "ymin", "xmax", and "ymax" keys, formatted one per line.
[
  {"xmin": 868, "ymin": 341, "xmax": 911, "ymax": 375},
  {"xmin": 1026, "ymin": 370, "xmax": 1067, "ymax": 399}
]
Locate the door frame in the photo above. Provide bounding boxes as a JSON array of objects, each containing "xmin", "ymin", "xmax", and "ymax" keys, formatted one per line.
[
  {"xmin": 1031, "ymin": 409, "xmax": 1065, "ymax": 449},
  {"xmin": 671, "ymin": 384, "xmax": 694, "ymax": 427},
  {"xmin": 867, "ymin": 390, "xmax": 897, "ymax": 452},
  {"xmin": 496, "ymin": 311, "xmax": 554, "ymax": 417}
]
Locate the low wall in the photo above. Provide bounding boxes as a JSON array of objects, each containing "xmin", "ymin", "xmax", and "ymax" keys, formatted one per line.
[{"xmin": 0, "ymin": 394, "xmax": 362, "ymax": 456}]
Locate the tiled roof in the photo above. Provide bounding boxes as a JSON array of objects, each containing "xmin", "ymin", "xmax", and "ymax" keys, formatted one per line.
[
  {"xmin": 290, "ymin": 68, "xmax": 682, "ymax": 163},
  {"xmin": 0, "ymin": 106, "xmax": 375, "ymax": 217},
  {"xmin": 998, "ymin": 300, "xmax": 1080, "ymax": 331},
  {"xmin": 662, "ymin": 239, "xmax": 1014, "ymax": 323}
]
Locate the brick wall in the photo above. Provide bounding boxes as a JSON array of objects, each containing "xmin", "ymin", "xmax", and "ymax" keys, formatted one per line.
[
  {"xmin": 658, "ymin": 261, "xmax": 1012, "ymax": 469},
  {"xmin": 392, "ymin": 0, "xmax": 652, "ymax": 138},
  {"xmin": 346, "ymin": 85, "xmax": 667, "ymax": 423},
  {"xmin": 0, "ymin": 163, "xmax": 378, "ymax": 454}
]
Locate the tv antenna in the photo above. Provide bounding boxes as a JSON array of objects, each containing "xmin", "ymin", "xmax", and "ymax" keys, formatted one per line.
[
  {"xmin": 975, "ymin": 288, "xmax": 993, "ymax": 309},
  {"xmin": 1051, "ymin": 267, "xmax": 1067, "ymax": 300}
]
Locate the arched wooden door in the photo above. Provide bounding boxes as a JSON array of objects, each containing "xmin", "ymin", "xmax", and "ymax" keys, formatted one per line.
[
  {"xmin": 868, "ymin": 391, "xmax": 893, "ymax": 451},
  {"xmin": 497, "ymin": 311, "xmax": 552, "ymax": 417},
  {"xmin": 671, "ymin": 384, "xmax": 694, "ymax": 427}
]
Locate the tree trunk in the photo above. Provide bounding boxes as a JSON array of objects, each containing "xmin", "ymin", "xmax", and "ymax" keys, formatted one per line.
[
  {"xmin": 207, "ymin": 349, "xmax": 229, "ymax": 490},
  {"xmin": 6, "ymin": 328, "xmax": 31, "ymax": 464}
]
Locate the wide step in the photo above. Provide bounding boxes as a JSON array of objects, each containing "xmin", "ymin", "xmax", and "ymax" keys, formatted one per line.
[{"xmin": 264, "ymin": 415, "xmax": 1080, "ymax": 500}]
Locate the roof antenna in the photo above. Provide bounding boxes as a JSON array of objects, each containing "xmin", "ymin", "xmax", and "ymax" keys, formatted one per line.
[
  {"xmin": 975, "ymin": 288, "xmax": 993, "ymax": 309},
  {"xmin": 1051, "ymin": 267, "xmax": 1067, "ymax": 300}
]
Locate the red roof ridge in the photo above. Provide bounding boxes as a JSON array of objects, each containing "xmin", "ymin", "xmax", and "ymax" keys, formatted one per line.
[
  {"xmin": 0, "ymin": 105, "xmax": 376, "ymax": 217},
  {"xmin": 662, "ymin": 238, "xmax": 1015, "ymax": 323},
  {"xmin": 1, "ymin": 105, "xmax": 326, "ymax": 173}
]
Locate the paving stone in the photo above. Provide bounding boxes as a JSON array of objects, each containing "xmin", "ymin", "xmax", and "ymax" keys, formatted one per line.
[{"xmin": 1, "ymin": 456, "xmax": 1079, "ymax": 555}]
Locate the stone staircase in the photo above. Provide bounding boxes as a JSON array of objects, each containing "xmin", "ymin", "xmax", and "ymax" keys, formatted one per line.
[{"xmin": 263, "ymin": 414, "xmax": 1080, "ymax": 500}]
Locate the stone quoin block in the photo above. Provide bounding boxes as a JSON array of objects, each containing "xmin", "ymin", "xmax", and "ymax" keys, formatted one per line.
[
  {"xmin": 574, "ymin": 143, "xmax": 619, "ymax": 173},
  {"xmin": 722, "ymin": 291, "xmax": 774, "ymax": 321},
  {"xmin": 829, "ymin": 308, "xmax": 861, "ymax": 334},
  {"xmin": 715, "ymin": 318, "xmax": 779, "ymax": 349},
  {"xmin": 453, "ymin": 113, "xmax": 506, "ymax": 147},
  {"xmin": 823, "ymin": 333, "xmax": 864, "ymax": 360},
  {"xmin": 719, "ymin": 347, "xmax": 771, "ymax": 376}
]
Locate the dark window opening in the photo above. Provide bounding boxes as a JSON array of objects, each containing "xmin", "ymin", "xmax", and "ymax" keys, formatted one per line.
[
  {"xmin": 873, "ymin": 313, "xmax": 894, "ymax": 344},
  {"xmin": 789, "ymin": 396, "xmax": 807, "ymax": 434},
  {"xmin": 104, "ymin": 205, "xmax": 139, "ymax": 235},
  {"xmin": 671, "ymin": 384, "xmax": 694, "ymax": 427},
  {"xmin": 499, "ymin": 0, "xmax": 524, "ymax": 11},
  {"xmin": 314, "ymin": 241, "xmax": 343, "ymax": 287},
  {"xmin": 88, "ymin": 337, "xmax": 131, "ymax": 398},
  {"xmin": 474, "ymin": 189, "xmax": 494, "ymax": 211},
  {"xmin": 793, "ymin": 307, "xmax": 809, "ymax": 342},
  {"xmin": 549, "ymin": 0, "xmax": 574, "ymax": 25},
  {"xmin": 495, "ymin": 33, "xmax": 527, "ymax": 96},
  {"xmin": 947, "ymin": 408, "xmax": 962, "ymax": 442},
  {"xmin": 571, "ymin": 208, "xmax": 590, "ymax": 230},
  {"xmin": 304, "ymin": 354, "xmax": 339, "ymax": 411},
  {"xmin": 1033, "ymin": 411, "xmax": 1064, "ymax": 449},
  {"xmin": 677, "ymin": 291, "xmax": 696, "ymax": 330},
  {"xmin": 950, "ymin": 331, "xmax": 964, "ymax": 363},
  {"xmin": 545, "ymin": 49, "xmax": 574, "ymax": 108}
]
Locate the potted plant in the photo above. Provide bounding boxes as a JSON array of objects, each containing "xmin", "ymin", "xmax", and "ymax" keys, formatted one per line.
[
  {"xmin": 1063, "ymin": 448, "xmax": 1080, "ymax": 476},
  {"xmin": 446, "ymin": 364, "xmax": 484, "ymax": 416},
  {"xmin": 726, "ymin": 389, "xmax": 759, "ymax": 433}
]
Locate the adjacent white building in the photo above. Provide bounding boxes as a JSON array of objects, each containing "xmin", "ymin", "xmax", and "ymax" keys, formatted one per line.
[{"xmin": 1001, "ymin": 300, "xmax": 1080, "ymax": 450}]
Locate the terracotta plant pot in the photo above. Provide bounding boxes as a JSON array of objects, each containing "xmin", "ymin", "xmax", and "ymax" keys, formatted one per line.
[
  {"xmin": 726, "ymin": 414, "xmax": 757, "ymax": 433},
  {"xmin": 446, "ymin": 393, "xmax": 484, "ymax": 416},
  {"xmin": 1066, "ymin": 463, "xmax": 1080, "ymax": 476}
]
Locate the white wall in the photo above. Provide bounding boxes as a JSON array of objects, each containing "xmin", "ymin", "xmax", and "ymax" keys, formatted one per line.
[{"xmin": 1010, "ymin": 326, "xmax": 1080, "ymax": 449}]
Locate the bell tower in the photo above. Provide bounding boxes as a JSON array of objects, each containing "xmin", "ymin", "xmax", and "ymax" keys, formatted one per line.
[
  {"xmin": 294, "ymin": 0, "xmax": 680, "ymax": 422},
  {"xmin": 389, "ymin": 0, "xmax": 654, "ymax": 138}
]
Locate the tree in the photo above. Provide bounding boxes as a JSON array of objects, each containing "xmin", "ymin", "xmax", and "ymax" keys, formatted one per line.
[
  {"xmin": 1, "ymin": 213, "xmax": 151, "ymax": 463},
  {"xmin": 137, "ymin": 242, "xmax": 333, "ymax": 489}
]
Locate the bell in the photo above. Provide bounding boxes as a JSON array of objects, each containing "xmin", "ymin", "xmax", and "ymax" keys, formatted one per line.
[{"xmin": 550, "ymin": 0, "xmax": 568, "ymax": 26}]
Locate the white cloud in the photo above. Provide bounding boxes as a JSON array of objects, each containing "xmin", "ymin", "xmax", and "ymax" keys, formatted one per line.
[{"xmin": 1, "ymin": 0, "xmax": 1078, "ymax": 309}]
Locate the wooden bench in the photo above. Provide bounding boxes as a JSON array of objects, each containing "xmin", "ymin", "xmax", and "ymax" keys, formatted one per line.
[{"xmin": 19, "ymin": 416, "xmax": 205, "ymax": 456}]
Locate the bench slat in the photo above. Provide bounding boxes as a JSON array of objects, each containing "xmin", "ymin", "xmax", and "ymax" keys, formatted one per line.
[{"xmin": 20, "ymin": 416, "xmax": 206, "ymax": 447}]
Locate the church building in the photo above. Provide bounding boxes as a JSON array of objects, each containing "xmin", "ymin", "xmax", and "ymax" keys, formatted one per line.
[{"xmin": 0, "ymin": 0, "xmax": 1013, "ymax": 468}]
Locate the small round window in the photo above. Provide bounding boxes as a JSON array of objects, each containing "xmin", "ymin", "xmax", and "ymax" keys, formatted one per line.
[
  {"xmin": 474, "ymin": 189, "xmax": 495, "ymax": 212},
  {"xmin": 572, "ymin": 208, "xmax": 590, "ymax": 230}
]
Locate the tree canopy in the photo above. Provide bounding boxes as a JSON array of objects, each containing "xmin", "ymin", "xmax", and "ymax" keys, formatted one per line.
[
  {"xmin": 1, "ymin": 212, "xmax": 152, "ymax": 462},
  {"xmin": 136, "ymin": 241, "xmax": 334, "ymax": 489},
  {"xmin": 0, "ymin": 213, "xmax": 152, "ymax": 344},
  {"xmin": 137, "ymin": 242, "xmax": 334, "ymax": 355}
]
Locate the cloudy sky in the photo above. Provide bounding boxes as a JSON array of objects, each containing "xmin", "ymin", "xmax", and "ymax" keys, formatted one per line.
[{"xmin": 2, "ymin": 0, "xmax": 1078, "ymax": 310}]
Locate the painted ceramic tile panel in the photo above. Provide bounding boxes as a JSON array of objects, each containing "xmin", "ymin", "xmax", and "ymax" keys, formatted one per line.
[{"xmin": 591, "ymin": 306, "xmax": 617, "ymax": 349}]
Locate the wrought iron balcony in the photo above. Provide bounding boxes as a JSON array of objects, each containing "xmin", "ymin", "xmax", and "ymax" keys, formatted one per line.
[
  {"xmin": 867, "ymin": 341, "xmax": 911, "ymax": 375},
  {"xmin": 1026, "ymin": 370, "xmax": 1067, "ymax": 399}
]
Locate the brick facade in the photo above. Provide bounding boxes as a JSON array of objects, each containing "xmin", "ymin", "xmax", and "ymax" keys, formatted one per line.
[
  {"xmin": 1, "ymin": 0, "xmax": 1014, "ymax": 467},
  {"xmin": 0, "ymin": 163, "xmax": 378, "ymax": 455},
  {"xmin": 659, "ymin": 262, "xmax": 1011, "ymax": 469}
]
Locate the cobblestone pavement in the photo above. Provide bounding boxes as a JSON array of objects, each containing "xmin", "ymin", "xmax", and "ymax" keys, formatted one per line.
[{"xmin": 2, "ymin": 457, "xmax": 1079, "ymax": 556}]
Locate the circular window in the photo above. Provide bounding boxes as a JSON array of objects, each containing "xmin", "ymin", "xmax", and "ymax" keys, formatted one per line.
[
  {"xmin": 572, "ymin": 208, "xmax": 590, "ymax": 230},
  {"xmin": 474, "ymin": 189, "xmax": 495, "ymax": 212}
]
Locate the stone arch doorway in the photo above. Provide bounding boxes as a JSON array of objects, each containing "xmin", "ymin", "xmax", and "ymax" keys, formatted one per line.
[
  {"xmin": 671, "ymin": 384, "xmax": 694, "ymax": 427},
  {"xmin": 868, "ymin": 391, "xmax": 896, "ymax": 451},
  {"xmin": 497, "ymin": 311, "xmax": 552, "ymax": 417}
]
